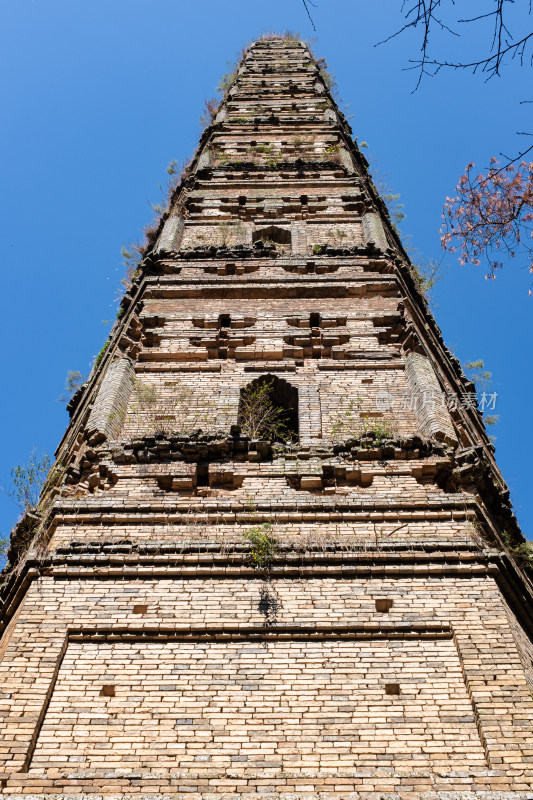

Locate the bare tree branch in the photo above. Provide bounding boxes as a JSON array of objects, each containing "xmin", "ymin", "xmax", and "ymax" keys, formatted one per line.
[
  {"xmin": 376, "ymin": 0, "xmax": 459, "ymax": 89},
  {"xmin": 408, "ymin": 31, "xmax": 533, "ymax": 80},
  {"xmin": 379, "ymin": 0, "xmax": 533, "ymax": 86},
  {"xmin": 379, "ymin": 1, "xmax": 533, "ymax": 197},
  {"xmin": 375, "ymin": 2, "xmax": 533, "ymax": 291},
  {"xmin": 481, "ymin": 142, "xmax": 533, "ymax": 186},
  {"xmin": 301, "ymin": 0, "xmax": 317, "ymax": 31}
]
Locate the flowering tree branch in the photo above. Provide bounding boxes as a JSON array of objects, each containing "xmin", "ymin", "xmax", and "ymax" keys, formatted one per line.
[
  {"xmin": 376, "ymin": 2, "xmax": 533, "ymax": 289},
  {"xmin": 441, "ymin": 158, "xmax": 533, "ymax": 288}
]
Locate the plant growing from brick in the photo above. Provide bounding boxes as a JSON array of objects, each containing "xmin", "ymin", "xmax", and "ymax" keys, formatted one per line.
[
  {"xmin": 132, "ymin": 379, "xmax": 216, "ymax": 437},
  {"xmin": 410, "ymin": 258, "xmax": 444, "ymax": 303},
  {"xmin": 238, "ymin": 379, "xmax": 293, "ymax": 442},
  {"xmin": 218, "ymin": 221, "xmax": 244, "ymax": 247},
  {"xmin": 120, "ymin": 244, "xmax": 144, "ymax": 289},
  {"xmin": 216, "ymin": 48, "xmax": 247, "ymax": 96},
  {"xmin": 6, "ymin": 448, "xmax": 51, "ymax": 514},
  {"xmin": 510, "ymin": 541, "xmax": 533, "ymax": 569},
  {"xmin": 254, "ymin": 143, "xmax": 281, "ymax": 167},
  {"xmin": 332, "ymin": 228, "xmax": 348, "ymax": 247},
  {"xmin": 502, "ymin": 530, "xmax": 533, "ymax": 571},
  {"xmin": 243, "ymin": 522, "xmax": 278, "ymax": 570},
  {"xmin": 200, "ymin": 97, "xmax": 220, "ymax": 129},
  {"xmin": 94, "ymin": 341, "xmax": 110, "ymax": 370},
  {"xmin": 316, "ymin": 58, "xmax": 337, "ymax": 96},
  {"xmin": 1, "ymin": 454, "xmax": 67, "ymax": 580},
  {"xmin": 0, "ymin": 535, "xmax": 7, "ymax": 563},
  {"xmin": 363, "ymin": 420, "xmax": 396, "ymax": 447},
  {"xmin": 331, "ymin": 398, "xmax": 396, "ymax": 444},
  {"xmin": 463, "ymin": 359, "xmax": 492, "ymax": 390},
  {"xmin": 133, "ymin": 379, "xmax": 159, "ymax": 409},
  {"xmin": 58, "ymin": 370, "xmax": 86, "ymax": 404},
  {"xmin": 166, "ymin": 157, "xmax": 192, "ymax": 198}
]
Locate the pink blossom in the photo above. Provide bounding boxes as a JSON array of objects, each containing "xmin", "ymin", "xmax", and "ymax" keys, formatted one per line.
[{"xmin": 442, "ymin": 158, "xmax": 533, "ymax": 291}]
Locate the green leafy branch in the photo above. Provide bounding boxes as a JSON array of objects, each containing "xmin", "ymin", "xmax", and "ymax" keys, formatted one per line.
[
  {"xmin": 6, "ymin": 448, "xmax": 51, "ymax": 514},
  {"xmin": 239, "ymin": 380, "xmax": 294, "ymax": 442},
  {"xmin": 58, "ymin": 370, "xmax": 86, "ymax": 403}
]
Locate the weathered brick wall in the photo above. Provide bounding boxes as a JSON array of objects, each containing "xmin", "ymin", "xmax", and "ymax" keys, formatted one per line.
[
  {"xmin": 31, "ymin": 637, "xmax": 485, "ymax": 772},
  {"xmin": 1, "ymin": 576, "xmax": 533, "ymax": 795},
  {"xmin": 48, "ymin": 519, "xmax": 475, "ymax": 550},
  {"xmin": 120, "ymin": 368, "xmax": 418, "ymax": 440}
]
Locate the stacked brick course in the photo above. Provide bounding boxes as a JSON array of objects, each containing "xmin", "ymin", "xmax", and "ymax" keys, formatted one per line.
[{"xmin": 1, "ymin": 36, "xmax": 533, "ymax": 800}]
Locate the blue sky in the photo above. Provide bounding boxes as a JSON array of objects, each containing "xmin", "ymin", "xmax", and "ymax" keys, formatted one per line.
[{"xmin": 1, "ymin": 0, "xmax": 531, "ymax": 551}]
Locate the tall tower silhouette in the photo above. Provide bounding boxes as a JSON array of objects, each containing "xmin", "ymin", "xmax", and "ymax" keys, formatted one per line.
[{"xmin": 1, "ymin": 35, "xmax": 533, "ymax": 799}]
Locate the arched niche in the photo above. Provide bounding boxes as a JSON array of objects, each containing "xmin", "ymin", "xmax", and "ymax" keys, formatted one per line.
[
  {"xmin": 238, "ymin": 374, "xmax": 298, "ymax": 442},
  {"xmin": 252, "ymin": 225, "xmax": 292, "ymax": 251}
]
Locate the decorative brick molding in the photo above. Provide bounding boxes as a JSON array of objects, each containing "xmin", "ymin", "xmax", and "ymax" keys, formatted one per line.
[
  {"xmin": 87, "ymin": 357, "xmax": 134, "ymax": 440},
  {"xmin": 406, "ymin": 352, "xmax": 458, "ymax": 445},
  {"xmin": 156, "ymin": 213, "xmax": 185, "ymax": 253},
  {"xmin": 362, "ymin": 211, "xmax": 389, "ymax": 252}
]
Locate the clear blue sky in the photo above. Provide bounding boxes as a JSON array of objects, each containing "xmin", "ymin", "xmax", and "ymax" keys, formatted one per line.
[{"xmin": 1, "ymin": 0, "xmax": 531, "ymax": 553}]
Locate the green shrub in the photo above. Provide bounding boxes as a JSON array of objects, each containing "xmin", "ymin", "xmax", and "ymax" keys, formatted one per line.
[
  {"xmin": 238, "ymin": 379, "xmax": 293, "ymax": 442},
  {"xmin": 94, "ymin": 341, "xmax": 109, "ymax": 369},
  {"xmin": 244, "ymin": 523, "xmax": 278, "ymax": 570},
  {"xmin": 8, "ymin": 448, "xmax": 51, "ymax": 513}
]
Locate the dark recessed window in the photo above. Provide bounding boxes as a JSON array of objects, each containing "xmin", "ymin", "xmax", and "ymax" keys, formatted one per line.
[
  {"xmin": 375, "ymin": 598, "xmax": 393, "ymax": 613},
  {"xmin": 196, "ymin": 464, "xmax": 209, "ymax": 487},
  {"xmin": 385, "ymin": 683, "xmax": 400, "ymax": 696}
]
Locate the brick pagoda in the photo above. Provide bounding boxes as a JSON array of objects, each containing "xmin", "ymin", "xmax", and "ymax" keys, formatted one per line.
[{"xmin": 1, "ymin": 35, "xmax": 533, "ymax": 800}]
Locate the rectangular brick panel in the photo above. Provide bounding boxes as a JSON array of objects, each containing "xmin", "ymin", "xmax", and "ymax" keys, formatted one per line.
[{"xmin": 29, "ymin": 636, "xmax": 486, "ymax": 774}]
